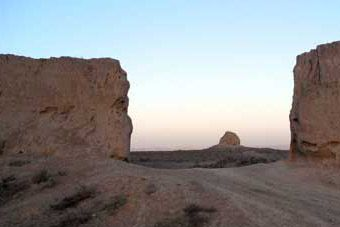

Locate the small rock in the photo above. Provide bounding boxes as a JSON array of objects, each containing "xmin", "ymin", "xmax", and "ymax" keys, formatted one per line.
[{"xmin": 144, "ymin": 183, "xmax": 157, "ymax": 195}]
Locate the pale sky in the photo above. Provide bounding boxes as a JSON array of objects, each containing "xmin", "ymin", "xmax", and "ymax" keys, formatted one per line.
[{"xmin": 1, "ymin": 0, "xmax": 340, "ymax": 150}]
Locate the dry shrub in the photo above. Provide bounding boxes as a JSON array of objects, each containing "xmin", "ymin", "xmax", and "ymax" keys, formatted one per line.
[
  {"xmin": 51, "ymin": 186, "xmax": 95, "ymax": 211},
  {"xmin": 0, "ymin": 175, "xmax": 29, "ymax": 205},
  {"xmin": 102, "ymin": 194, "xmax": 127, "ymax": 215},
  {"xmin": 154, "ymin": 203, "xmax": 216, "ymax": 227}
]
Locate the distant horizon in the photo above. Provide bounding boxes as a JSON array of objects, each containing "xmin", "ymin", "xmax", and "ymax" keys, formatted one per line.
[
  {"xmin": 131, "ymin": 144, "xmax": 289, "ymax": 152},
  {"xmin": 2, "ymin": 0, "xmax": 340, "ymax": 150}
]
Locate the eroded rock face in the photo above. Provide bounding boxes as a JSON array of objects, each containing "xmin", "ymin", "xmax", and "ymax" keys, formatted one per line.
[
  {"xmin": 219, "ymin": 131, "xmax": 240, "ymax": 146},
  {"xmin": 0, "ymin": 54, "xmax": 132, "ymax": 159},
  {"xmin": 290, "ymin": 41, "xmax": 340, "ymax": 162}
]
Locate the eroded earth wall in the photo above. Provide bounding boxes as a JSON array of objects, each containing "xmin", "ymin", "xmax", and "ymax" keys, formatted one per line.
[
  {"xmin": 0, "ymin": 55, "xmax": 132, "ymax": 159},
  {"xmin": 290, "ymin": 41, "xmax": 340, "ymax": 162}
]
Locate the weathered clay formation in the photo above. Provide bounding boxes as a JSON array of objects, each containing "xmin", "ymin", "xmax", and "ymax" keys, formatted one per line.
[
  {"xmin": 218, "ymin": 131, "xmax": 240, "ymax": 146},
  {"xmin": 0, "ymin": 55, "xmax": 132, "ymax": 160},
  {"xmin": 290, "ymin": 41, "xmax": 340, "ymax": 162}
]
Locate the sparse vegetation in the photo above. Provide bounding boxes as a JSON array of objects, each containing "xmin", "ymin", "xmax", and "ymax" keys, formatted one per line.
[
  {"xmin": 102, "ymin": 194, "xmax": 127, "ymax": 215},
  {"xmin": 131, "ymin": 148, "xmax": 287, "ymax": 169},
  {"xmin": 109, "ymin": 154, "xmax": 129, "ymax": 162},
  {"xmin": 154, "ymin": 217, "xmax": 187, "ymax": 227},
  {"xmin": 183, "ymin": 204, "xmax": 217, "ymax": 215},
  {"xmin": 139, "ymin": 157, "xmax": 151, "ymax": 162},
  {"xmin": 0, "ymin": 175, "xmax": 29, "ymax": 205},
  {"xmin": 50, "ymin": 212, "xmax": 92, "ymax": 227},
  {"xmin": 41, "ymin": 178, "xmax": 57, "ymax": 189},
  {"xmin": 193, "ymin": 155, "xmax": 271, "ymax": 168},
  {"xmin": 50, "ymin": 186, "xmax": 95, "ymax": 211},
  {"xmin": 0, "ymin": 140, "xmax": 5, "ymax": 155},
  {"xmin": 57, "ymin": 171, "xmax": 67, "ymax": 176},
  {"xmin": 32, "ymin": 169, "xmax": 52, "ymax": 184},
  {"xmin": 154, "ymin": 204, "xmax": 216, "ymax": 227},
  {"xmin": 8, "ymin": 159, "xmax": 31, "ymax": 167}
]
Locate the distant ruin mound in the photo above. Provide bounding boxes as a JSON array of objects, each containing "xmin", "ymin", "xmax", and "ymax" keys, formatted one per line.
[
  {"xmin": 218, "ymin": 131, "xmax": 241, "ymax": 146},
  {"xmin": 290, "ymin": 41, "xmax": 340, "ymax": 163},
  {"xmin": 0, "ymin": 55, "xmax": 132, "ymax": 160}
]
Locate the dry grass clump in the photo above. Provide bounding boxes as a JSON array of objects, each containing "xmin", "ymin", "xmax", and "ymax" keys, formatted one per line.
[
  {"xmin": 0, "ymin": 175, "xmax": 29, "ymax": 205},
  {"xmin": 183, "ymin": 204, "xmax": 217, "ymax": 215},
  {"xmin": 154, "ymin": 203, "xmax": 216, "ymax": 227},
  {"xmin": 50, "ymin": 212, "xmax": 92, "ymax": 227},
  {"xmin": 50, "ymin": 186, "xmax": 95, "ymax": 210},
  {"xmin": 32, "ymin": 169, "xmax": 51, "ymax": 184},
  {"xmin": 102, "ymin": 194, "xmax": 127, "ymax": 215},
  {"xmin": 8, "ymin": 159, "xmax": 31, "ymax": 167},
  {"xmin": 0, "ymin": 140, "xmax": 5, "ymax": 155},
  {"xmin": 194, "ymin": 155, "xmax": 270, "ymax": 168},
  {"xmin": 32, "ymin": 169, "xmax": 58, "ymax": 189}
]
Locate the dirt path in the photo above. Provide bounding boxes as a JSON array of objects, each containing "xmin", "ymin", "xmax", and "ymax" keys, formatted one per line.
[{"xmin": 174, "ymin": 162, "xmax": 340, "ymax": 227}]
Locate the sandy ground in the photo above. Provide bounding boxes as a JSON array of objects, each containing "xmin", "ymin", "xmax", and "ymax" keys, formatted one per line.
[{"xmin": 1, "ymin": 150, "xmax": 340, "ymax": 227}]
